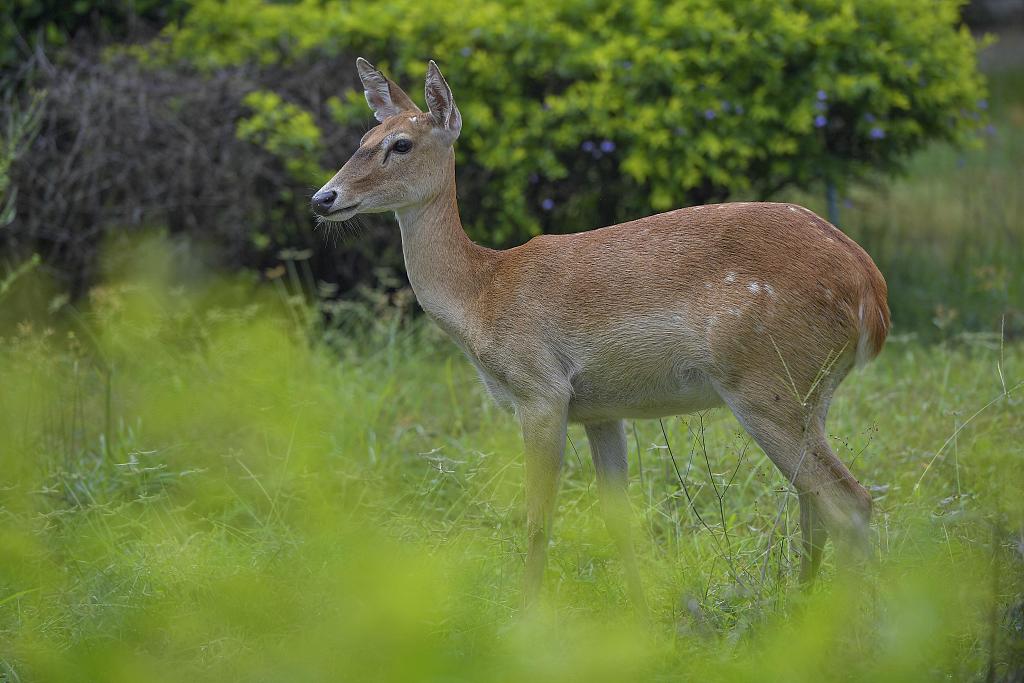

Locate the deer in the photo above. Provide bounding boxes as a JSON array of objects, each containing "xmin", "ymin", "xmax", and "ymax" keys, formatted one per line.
[{"xmin": 311, "ymin": 58, "xmax": 890, "ymax": 609}]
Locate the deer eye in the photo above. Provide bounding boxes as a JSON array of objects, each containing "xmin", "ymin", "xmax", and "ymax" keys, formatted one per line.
[{"xmin": 392, "ymin": 138, "xmax": 412, "ymax": 154}]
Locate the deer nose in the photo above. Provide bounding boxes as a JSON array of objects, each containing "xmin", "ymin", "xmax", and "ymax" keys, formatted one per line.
[{"xmin": 311, "ymin": 189, "xmax": 337, "ymax": 215}]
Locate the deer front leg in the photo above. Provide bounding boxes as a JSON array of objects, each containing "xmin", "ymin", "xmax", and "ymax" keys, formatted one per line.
[
  {"xmin": 584, "ymin": 420, "xmax": 648, "ymax": 614},
  {"xmin": 518, "ymin": 400, "xmax": 568, "ymax": 607}
]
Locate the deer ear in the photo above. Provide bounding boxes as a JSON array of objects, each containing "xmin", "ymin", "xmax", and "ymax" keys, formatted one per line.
[
  {"xmin": 356, "ymin": 57, "xmax": 421, "ymax": 122},
  {"xmin": 425, "ymin": 60, "xmax": 462, "ymax": 143}
]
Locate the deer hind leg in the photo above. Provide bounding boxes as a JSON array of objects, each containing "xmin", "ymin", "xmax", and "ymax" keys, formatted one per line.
[
  {"xmin": 799, "ymin": 490, "xmax": 828, "ymax": 585},
  {"xmin": 584, "ymin": 420, "xmax": 647, "ymax": 612},
  {"xmin": 517, "ymin": 399, "xmax": 568, "ymax": 607},
  {"xmin": 797, "ymin": 426, "xmax": 871, "ymax": 582},
  {"xmin": 717, "ymin": 376, "xmax": 871, "ymax": 584}
]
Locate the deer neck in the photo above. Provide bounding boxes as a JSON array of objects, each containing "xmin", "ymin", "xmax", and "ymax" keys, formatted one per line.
[{"xmin": 394, "ymin": 159, "xmax": 494, "ymax": 340}]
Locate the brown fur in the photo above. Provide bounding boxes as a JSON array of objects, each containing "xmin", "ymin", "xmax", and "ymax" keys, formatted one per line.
[{"xmin": 312, "ymin": 59, "xmax": 890, "ymax": 605}]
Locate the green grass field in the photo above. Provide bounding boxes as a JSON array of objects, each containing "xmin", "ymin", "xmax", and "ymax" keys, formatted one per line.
[
  {"xmin": 1, "ymin": 241, "xmax": 1021, "ymax": 681},
  {"xmin": 2, "ymin": 45, "xmax": 1023, "ymax": 683}
]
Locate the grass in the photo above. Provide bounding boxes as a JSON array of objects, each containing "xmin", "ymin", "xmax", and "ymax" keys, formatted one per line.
[
  {"xmin": 0, "ymin": 241, "xmax": 1022, "ymax": 682},
  {"xmin": 1, "ymin": 37, "xmax": 1023, "ymax": 683}
]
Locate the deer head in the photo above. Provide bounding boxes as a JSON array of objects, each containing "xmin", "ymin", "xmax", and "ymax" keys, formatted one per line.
[{"xmin": 311, "ymin": 58, "xmax": 462, "ymax": 221}]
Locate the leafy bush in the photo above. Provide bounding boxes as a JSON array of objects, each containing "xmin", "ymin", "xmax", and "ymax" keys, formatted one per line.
[
  {"xmin": 3, "ymin": 0, "xmax": 996, "ymax": 324},
  {"xmin": 236, "ymin": 89, "xmax": 328, "ymax": 186},
  {"xmin": 151, "ymin": 0, "xmax": 988, "ymax": 244}
]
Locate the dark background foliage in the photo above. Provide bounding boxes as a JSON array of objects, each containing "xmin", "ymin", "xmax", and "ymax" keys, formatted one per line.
[
  {"xmin": 3, "ymin": 48, "xmax": 402, "ymax": 297},
  {"xmin": 1, "ymin": 0, "xmax": 188, "ymax": 72}
]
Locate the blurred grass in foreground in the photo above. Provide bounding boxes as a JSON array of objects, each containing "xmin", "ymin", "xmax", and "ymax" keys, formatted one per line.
[{"xmin": 0, "ymin": 236, "xmax": 1022, "ymax": 681}]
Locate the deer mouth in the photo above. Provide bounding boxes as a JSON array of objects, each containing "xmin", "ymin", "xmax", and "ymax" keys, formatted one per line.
[{"xmin": 324, "ymin": 203, "xmax": 360, "ymax": 221}]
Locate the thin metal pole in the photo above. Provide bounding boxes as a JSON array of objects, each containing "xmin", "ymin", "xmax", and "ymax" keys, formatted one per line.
[{"xmin": 826, "ymin": 181, "xmax": 839, "ymax": 226}]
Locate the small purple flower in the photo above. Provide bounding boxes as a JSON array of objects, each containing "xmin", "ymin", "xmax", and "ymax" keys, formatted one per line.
[
  {"xmin": 600, "ymin": 139, "xmax": 616, "ymax": 153},
  {"xmin": 869, "ymin": 127, "xmax": 885, "ymax": 140},
  {"xmin": 956, "ymin": 156, "xmax": 966, "ymax": 169},
  {"xmin": 528, "ymin": 173, "xmax": 539, "ymax": 184},
  {"xmin": 734, "ymin": 104, "xmax": 744, "ymax": 115},
  {"xmin": 864, "ymin": 113, "xmax": 876, "ymax": 123},
  {"xmin": 978, "ymin": 99, "xmax": 988, "ymax": 110},
  {"xmin": 621, "ymin": 60, "xmax": 633, "ymax": 70},
  {"xmin": 581, "ymin": 140, "xmax": 595, "ymax": 152},
  {"xmin": 843, "ymin": 198, "xmax": 854, "ymax": 209},
  {"xmin": 815, "ymin": 100, "xmax": 827, "ymax": 112},
  {"xmin": 816, "ymin": 90, "xmax": 828, "ymax": 101},
  {"xmin": 460, "ymin": 46, "xmax": 473, "ymax": 57},
  {"xmin": 814, "ymin": 114, "xmax": 828, "ymax": 128},
  {"xmin": 704, "ymin": 109, "xmax": 716, "ymax": 120},
  {"xmin": 721, "ymin": 101, "xmax": 731, "ymax": 112},
  {"xmin": 985, "ymin": 123, "xmax": 997, "ymax": 136},
  {"xmin": 541, "ymin": 198, "xmax": 554, "ymax": 211}
]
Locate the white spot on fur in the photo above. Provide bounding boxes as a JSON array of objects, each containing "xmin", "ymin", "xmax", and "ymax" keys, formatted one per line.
[
  {"xmin": 728, "ymin": 307, "xmax": 741, "ymax": 317},
  {"xmin": 410, "ymin": 115, "xmax": 418, "ymax": 122},
  {"xmin": 725, "ymin": 272, "xmax": 737, "ymax": 283},
  {"xmin": 704, "ymin": 282, "xmax": 713, "ymax": 289},
  {"xmin": 747, "ymin": 282, "xmax": 760, "ymax": 293},
  {"xmin": 788, "ymin": 205, "xmax": 797, "ymax": 212},
  {"xmin": 763, "ymin": 283, "xmax": 776, "ymax": 298}
]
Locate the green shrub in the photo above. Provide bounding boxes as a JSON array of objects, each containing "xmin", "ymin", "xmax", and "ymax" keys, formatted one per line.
[
  {"xmin": 237, "ymin": 89, "xmax": 328, "ymax": 186},
  {"xmin": 152, "ymin": 0, "xmax": 987, "ymax": 244}
]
